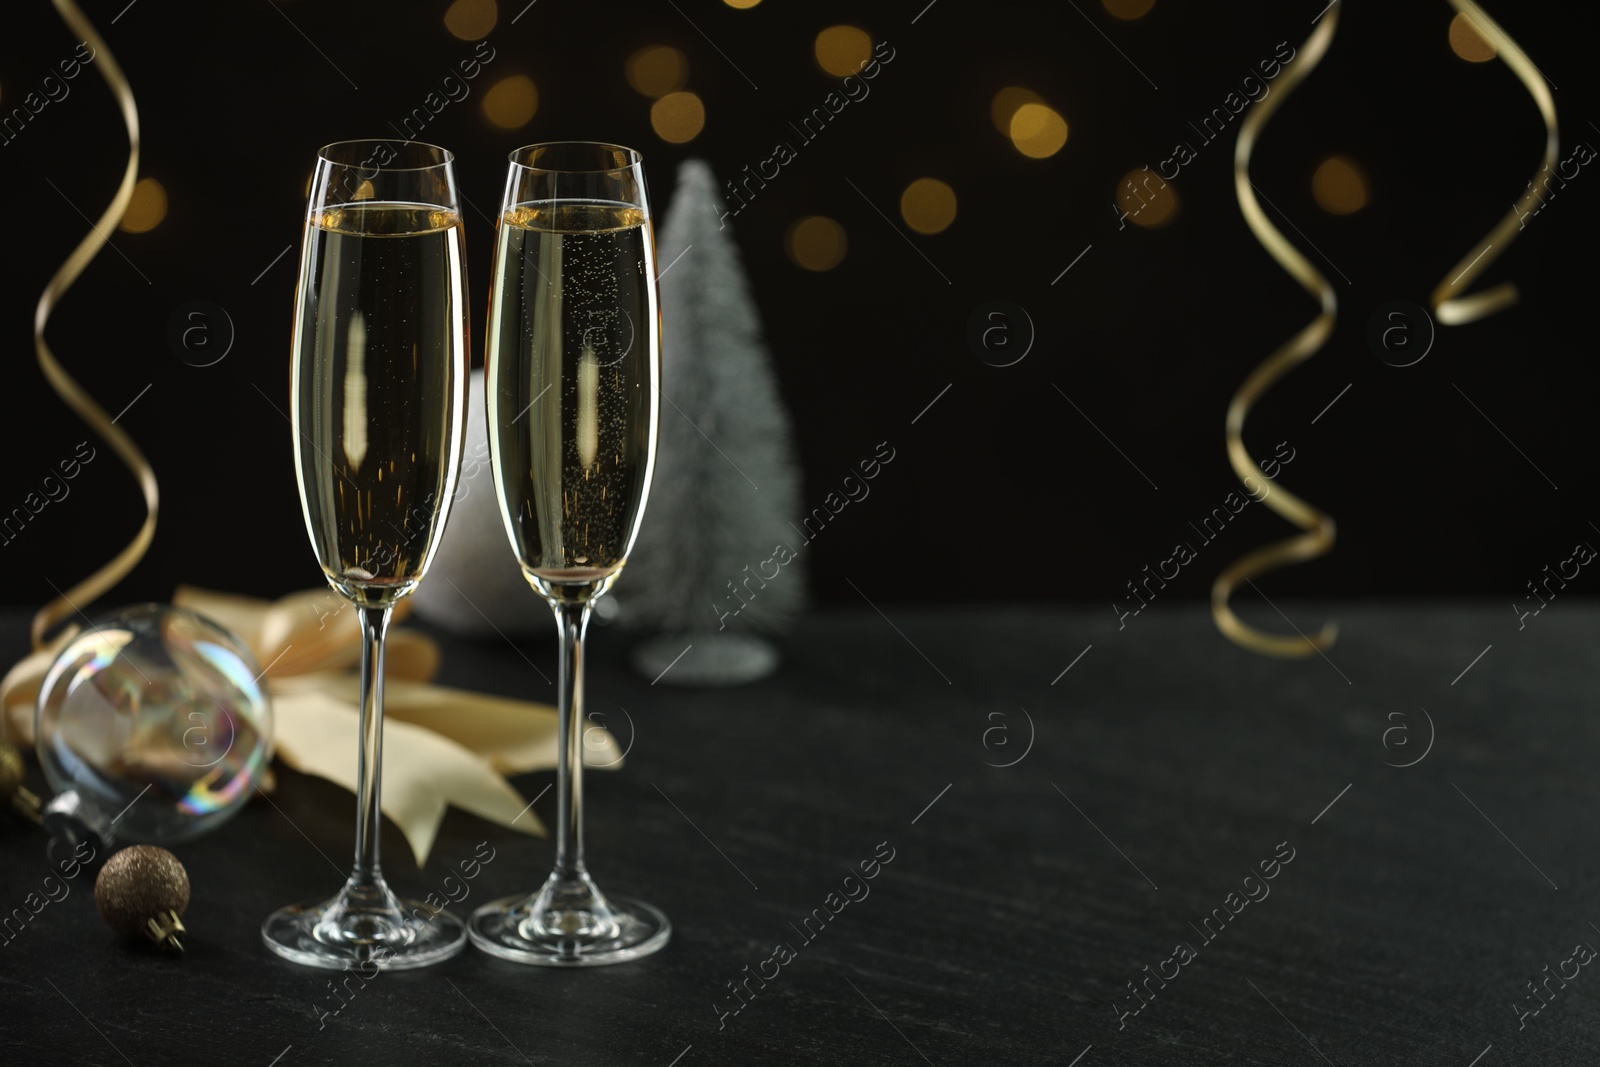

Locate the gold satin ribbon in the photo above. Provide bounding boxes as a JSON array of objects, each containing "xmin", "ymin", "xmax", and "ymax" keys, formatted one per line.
[
  {"xmin": 31, "ymin": 0, "xmax": 158, "ymax": 650},
  {"xmin": 1212, "ymin": 4, "xmax": 1341, "ymax": 658},
  {"xmin": 1, "ymin": 586, "xmax": 616, "ymax": 865},
  {"xmin": 1429, "ymin": 1, "xmax": 1558, "ymax": 325}
]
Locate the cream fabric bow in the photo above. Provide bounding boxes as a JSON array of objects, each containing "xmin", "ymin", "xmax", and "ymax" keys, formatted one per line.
[{"xmin": 1, "ymin": 586, "xmax": 619, "ymax": 865}]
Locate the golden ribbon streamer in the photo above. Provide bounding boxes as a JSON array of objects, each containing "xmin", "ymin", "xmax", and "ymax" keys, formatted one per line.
[
  {"xmin": 1429, "ymin": 1, "xmax": 1558, "ymax": 325},
  {"xmin": 1211, "ymin": 4, "xmax": 1341, "ymax": 658},
  {"xmin": 30, "ymin": 0, "xmax": 158, "ymax": 650}
]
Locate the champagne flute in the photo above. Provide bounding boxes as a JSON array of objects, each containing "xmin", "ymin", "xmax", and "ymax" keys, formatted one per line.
[
  {"xmin": 263, "ymin": 139, "xmax": 470, "ymax": 970},
  {"xmin": 470, "ymin": 141, "xmax": 669, "ymax": 965}
]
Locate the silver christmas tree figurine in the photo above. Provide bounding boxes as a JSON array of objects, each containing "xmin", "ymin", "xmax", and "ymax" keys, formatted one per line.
[{"xmin": 624, "ymin": 159, "xmax": 806, "ymax": 686}]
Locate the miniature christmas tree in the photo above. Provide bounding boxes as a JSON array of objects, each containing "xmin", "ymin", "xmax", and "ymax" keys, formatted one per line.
[{"xmin": 623, "ymin": 159, "xmax": 806, "ymax": 685}]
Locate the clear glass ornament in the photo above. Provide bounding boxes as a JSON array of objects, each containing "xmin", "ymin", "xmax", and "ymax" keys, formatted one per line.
[{"xmin": 35, "ymin": 603, "xmax": 273, "ymax": 851}]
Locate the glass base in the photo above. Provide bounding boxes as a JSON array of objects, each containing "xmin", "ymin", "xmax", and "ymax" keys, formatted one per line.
[
  {"xmin": 262, "ymin": 877, "xmax": 467, "ymax": 971},
  {"xmin": 468, "ymin": 871, "xmax": 670, "ymax": 966},
  {"xmin": 630, "ymin": 631, "xmax": 780, "ymax": 687}
]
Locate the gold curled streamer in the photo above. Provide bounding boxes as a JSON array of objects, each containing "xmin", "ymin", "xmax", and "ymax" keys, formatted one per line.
[
  {"xmin": 1211, "ymin": 4, "xmax": 1341, "ymax": 658},
  {"xmin": 1429, "ymin": 1, "xmax": 1557, "ymax": 325},
  {"xmin": 30, "ymin": 0, "xmax": 157, "ymax": 650}
]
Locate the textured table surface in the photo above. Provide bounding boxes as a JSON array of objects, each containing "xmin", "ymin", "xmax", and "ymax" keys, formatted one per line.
[{"xmin": 2, "ymin": 602, "xmax": 1598, "ymax": 1066}]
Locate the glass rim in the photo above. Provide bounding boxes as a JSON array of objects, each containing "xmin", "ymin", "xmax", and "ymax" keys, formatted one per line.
[
  {"xmin": 316, "ymin": 138, "xmax": 456, "ymax": 171},
  {"xmin": 506, "ymin": 141, "xmax": 643, "ymax": 174}
]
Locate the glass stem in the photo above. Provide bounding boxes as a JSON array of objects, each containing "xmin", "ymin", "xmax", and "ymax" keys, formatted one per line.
[
  {"xmin": 551, "ymin": 599, "xmax": 592, "ymax": 882},
  {"xmin": 353, "ymin": 604, "xmax": 393, "ymax": 887}
]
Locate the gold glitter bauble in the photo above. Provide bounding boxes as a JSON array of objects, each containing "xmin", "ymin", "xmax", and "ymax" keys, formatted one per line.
[{"xmin": 94, "ymin": 845, "xmax": 190, "ymax": 952}]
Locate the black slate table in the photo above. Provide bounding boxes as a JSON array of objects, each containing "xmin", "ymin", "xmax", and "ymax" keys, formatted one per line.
[{"xmin": 3, "ymin": 603, "xmax": 1598, "ymax": 1066}]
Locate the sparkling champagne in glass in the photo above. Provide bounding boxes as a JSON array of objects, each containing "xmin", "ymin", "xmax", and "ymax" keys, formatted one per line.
[
  {"xmin": 263, "ymin": 139, "xmax": 469, "ymax": 970},
  {"xmin": 470, "ymin": 141, "xmax": 669, "ymax": 966}
]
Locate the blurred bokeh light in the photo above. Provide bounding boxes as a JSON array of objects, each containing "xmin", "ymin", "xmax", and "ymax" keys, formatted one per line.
[
  {"xmin": 991, "ymin": 87, "xmax": 1043, "ymax": 135},
  {"xmin": 443, "ymin": 0, "xmax": 497, "ymax": 41},
  {"xmin": 1116, "ymin": 168, "xmax": 1178, "ymax": 228},
  {"xmin": 1103, "ymin": 0, "xmax": 1156, "ymax": 19},
  {"xmin": 1312, "ymin": 154, "xmax": 1370, "ymax": 215},
  {"xmin": 900, "ymin": 178, "xmax": 958, "ymax": 235},
  {"xmin": 1449, "ymin": 12, "xmax": 1496, "ymax": 62},
  {"xmin": 814, "ymin": 25, "xmax": 872, "ymax": 77},
  {"xmin": 626, "ymin": 45, "xmax": 689, "ymax": 97},
  {"xmin": 1009, "ymin": 103, "xmax": 1069, "ymax": 159},
  {"xmin": 651, "ymin": 91, "xmax": 706, "ymax": 143},
  {"xmin": 482, "ymin": 74, "xmax": 538, "ymax": 129},
  {"xmin": 786, "ymin": 216, "xmax": 847, "ymax": 270},
  {"xmin": 119, "ymin": 177, "xmax": 167, "ymax": 233}
]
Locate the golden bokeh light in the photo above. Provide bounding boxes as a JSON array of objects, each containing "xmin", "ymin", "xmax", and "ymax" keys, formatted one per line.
[
  {"xmin": 1312, "ymin": 155, "xmax": 1370, "ymax": 215},
  {"xmin": 899, "ymin": 178, "xmax": 957, "ymax": 235},
  {"xmin": 814, "ymin": 25, "xmax": 872, "ymax": 77},
  {"xmin": 786, "ymin": 216, "xmax": 847, "ymax": 271},
  {"xmin": 443, "ymin": 0, "xmax": 497, "ymax": 41},
  {"xmin": 990, "ymin": 87, "xmax": 1042, "ymax": 135},
  {"xmin": 1009, "ymin": 103, "xmax": 1069, "ymax": 159},
  {"xmin": 1102, "ymin": 0, "xmax": 1156, "ymax": 19},
  {"xmin": 482, "ymin": 74, "xmax": 538, "ymax": 129},
  {"xmin": 626, "ymin": 45, "xmax": 689, "ymax": 98},
  {"xmin": 1115, "ymin": 169, "xmax": 1179, "ymax": 228},
  {"xmin": 650, "ymin": 90, "xmax": 706, "ymax": 143},
  {"xmin": 723, "ymin": 0, "xmax": 762, "ymax": 7},
  {"xmin": 1448, "ymin": 11, "xmax": 1496, "ymax": 62},
  {"xmin": 119, "ymin": 177, "xmax": 167, "ymax": 233}
]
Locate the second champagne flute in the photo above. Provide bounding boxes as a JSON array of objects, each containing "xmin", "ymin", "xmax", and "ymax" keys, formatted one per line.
[
  {"xmin": 263, "ymin": 139, "xmax": 470, "ymax": 970},
  {"xmin": 471, "ymin": 141, "xmax": 669, "ymax": 966}
]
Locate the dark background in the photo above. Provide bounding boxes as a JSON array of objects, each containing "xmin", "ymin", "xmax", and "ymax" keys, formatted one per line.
[
  {"xmin": 1, "ymin": 0, "xmax": 1595, "ymax": 615},
  {"xmin": 5, "ymin": 8, "xmax": 1600, "ymax": 1065}
]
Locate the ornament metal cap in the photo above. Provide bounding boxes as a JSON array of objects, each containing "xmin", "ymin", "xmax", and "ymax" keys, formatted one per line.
[
  {"xmin": 145, "ymin": 909, "xmax": 186, "ymax": 954},
  {"xmin": 43, "ymin": 789, "xmax": 113, "ymax": 857}
]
